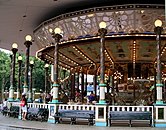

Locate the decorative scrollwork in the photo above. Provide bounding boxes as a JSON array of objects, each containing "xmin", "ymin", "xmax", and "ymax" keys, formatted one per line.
[{"xmin": 34, "ymin": 5, "xmax": 165, "ymax": 50}]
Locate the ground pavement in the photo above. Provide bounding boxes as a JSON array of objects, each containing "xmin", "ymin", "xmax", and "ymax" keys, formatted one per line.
[{"xmin": 0, "ymin": 114, "xmax": 165, "ymax": 130}]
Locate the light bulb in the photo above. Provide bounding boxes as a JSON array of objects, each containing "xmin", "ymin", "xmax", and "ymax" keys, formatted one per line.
[
  {"xmin": 154, "ymin": 19, "xmax": 162, "ymax": 27},
  {"xmin": 49, "ymin": 28, "xmax": 53, "ymax": 33},
  {"xmin": 18, "ymin": 55, "xmax": 22, "ymax": 61},
  {"xmin": 54, "ymin": 28, "xmax": 61, "ymax": 34},
  {"xmin": 99, "ymin": 21, "xmax": 107, "ymax": 29},
  {"xmin": 45, "ymin": 63, "xmax": 49, "ymax": 68},
  {"xmin": 30, "ymin": 60, "xmax": 34, "ymax": 64},
  {"xmin": 12, "ymin": 42, "xmax": 18, "ymax": 49},
  {"xmin": 25, "ymin": 35, "xmax": 32, "ymax": 41}
]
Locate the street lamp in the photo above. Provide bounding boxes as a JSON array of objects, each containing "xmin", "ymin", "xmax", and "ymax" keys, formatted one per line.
[
  {"xmin": 44, "ymin": 63, "xmax": 49, "ymax": 103},
  {"xmin": 44, "ymin": 64, "xmax": 49, "ymax": 93},
  {"xmin": 154, "ymin": 19, "xmax": 163, "ymax": 105},
  {"xmin": 16, "ymin": 55, "xmax": 22, "ymax": 101},
  {"xmin": 98, "ymin": 21, "xmax": 107, "ymax": 104},
  {"xmin": 28, "ymin": 60, "xmax": 34, "ymax": 102},
  {"xmin": 49, "ymin": 27, "xmax": 62, "ymax": 103},
  {"xmin": 23, "ymin": 35, "xmax": 32, "ymax": 94},
  {"xmin": 5, "ymin": 87, "xmax": 8, "ymax": 99},
  {"xmin": 32, "ymin": 88, "xmax": 36, "ymax": 102},
  {"xmin": 9, "ymin": 42, "xmax": 18, "ymax": 101}
]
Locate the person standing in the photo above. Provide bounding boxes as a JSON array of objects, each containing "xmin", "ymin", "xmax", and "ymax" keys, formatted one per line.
[
  {"xmin": 20, "ymin": 93, "xmax": 27, "ymax": 120},
  {"xmin": 2, "ymin": 98, "xmax": 8, "ymax": 110}
]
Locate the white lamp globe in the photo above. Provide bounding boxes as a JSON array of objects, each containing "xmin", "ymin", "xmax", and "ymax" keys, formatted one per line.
[
  {"xmin": 18, "ymin": 55, "xmax": 22, "ymax": 61},
  {"xmin": 45, "ymin": 63, "xmax": 49, "ymax": 68},
  {"xmin": 25, "ymin": 35, "xmax": 32, "ymax": 41},
  {"xmin": 30, "ymin": 60, "xmax": 34, "ymax": 65},
  {"xmin": 12, "ymin": 42, "xmax": 18, "ymax": 49},
  {"xmin": 54, "ymin": 28, "xmax": 61, "ymax": 34},
  {"xmin": 99, "ymin": 21, "xmax": 107, "ymax": 29},
  {"xmin": 32, "ymin": 88, "xmax": 36, "ymax": 91},
  {"xmin": 49, "ymin": 28, "xmax": 53, "ymax": 33},
  {"xmin": 154, "ymin": 19, "xmax": 162, "ymax": 27}
]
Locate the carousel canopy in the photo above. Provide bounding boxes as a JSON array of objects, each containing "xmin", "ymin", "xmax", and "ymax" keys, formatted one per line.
[{"xmin": 35, "ymin": 3, "xmax": 166, "ymax": 76}]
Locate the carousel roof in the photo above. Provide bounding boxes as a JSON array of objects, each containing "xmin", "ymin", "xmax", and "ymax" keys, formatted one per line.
[
  {"xmin": 0, "ymin": 0, "xmax": 164, "ymax": 56},
  {"xmin": 35, "ymin": 3, "xmax": 166, "ymax": 75}
]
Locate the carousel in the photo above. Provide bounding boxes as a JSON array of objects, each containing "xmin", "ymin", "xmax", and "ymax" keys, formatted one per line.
[
  {"xmin": 5, "ymin": 1, "xmax": 166, "ymax": 127},
  {"xmin": 34, "ymin": 4, "xmax": 166, "ymax": 105}
]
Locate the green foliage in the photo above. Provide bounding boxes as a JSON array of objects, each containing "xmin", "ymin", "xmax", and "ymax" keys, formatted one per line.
[
  {"xmin": 0, "ymin": 51, "xmax": 11, "ymax": 91},
  {"xmin": 0, "ymin": 51, "xmax": 70, "ymax": 94},
  {"xmin": 0, "ymin": 51, "xmax": 48, "ymax": 93},
  {"xmin": 30, "ymin": 57, "xmax": 46, "ymax": 92}
]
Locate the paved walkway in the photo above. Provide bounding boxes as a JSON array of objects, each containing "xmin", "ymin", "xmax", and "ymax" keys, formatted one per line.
[{"xmin": 0, "ymin": 114, "xmax": 166, "ymax": 130}]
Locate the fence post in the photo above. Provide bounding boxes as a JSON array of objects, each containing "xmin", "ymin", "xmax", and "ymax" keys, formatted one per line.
[
  {"xmin": 154, "ymin": 105, "xmax": 166, "ymax": 127},
  {"xmin": 47, "ymin": 104, "xmax": 59, "ymax": 123},
  {"xmin": 95, "ymin": 104, "xmax": 107, "ymax": 126}
]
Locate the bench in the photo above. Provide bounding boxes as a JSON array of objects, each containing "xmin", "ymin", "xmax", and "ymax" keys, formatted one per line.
[
  {"xmin": 7, "ymin": 106, "xmax": 19, "ymax": 118},
  {"xmin": 38, "ymin": 108, "xmax": 49, "ymax": 122},
  {"xmin": 54, "ymin": 110, "xmax": 95, "ymax": 125},
  {"xmin": 1, "ymin": 107, "xmax": 8, "ymax": 116},
  {"xmin": 27, "ymin": 108, "xmax": 49, "ymax": 122},
  {"xmin": 108, "ymin": 111, "xmax": 152, "ymax": 127}
]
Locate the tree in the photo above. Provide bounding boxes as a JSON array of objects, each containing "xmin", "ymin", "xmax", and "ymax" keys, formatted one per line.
[
  {"xmin": 0, "ymin": 50, "xmax": 70, "ymax": 101},
  {"xmin": 30, "ymin": 57, "xmax": 46, "ymax": 92},
  {"xmin": 0, "ymin": 51, "xmax": 11, "ymax": 101},
  {"xmin": 16, "ymin": 55, "xmax": 46, "ymax": 93}
]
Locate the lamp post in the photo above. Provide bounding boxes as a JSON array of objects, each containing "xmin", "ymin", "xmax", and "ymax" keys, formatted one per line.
[
  {"xmin": 23, "ymin": 35, "xmax": 32, "ymax": 94},
  {"xmin": 49, "ymin": 27, "xmax": 62, "ymax": 103},
  {"xmin": 9, "ymin": 43, "xmax": 18, "ymax": 101},
  {"xmin": 5, "ymin": 87, "xmax": 8, "ymax": 99},
  {"xmin": 44, "ymin": 63, "xmax": 49, "ymax": 103},
  {"xmin": 98, "ymin": 21, "xmax": 107, "ymax": 104},
  {"xmin": 32, "ymin": 88, "xmax": 36, "ymax": 102},
  {"xmin": 28, "ymin": 60, "xmax": 34, "ymax": 102},
  {"xmin": 154, "ymin": 19, "xmax": 163, "ymax": 104},
  {"xmin": 45, "ymin": 63, "xmax": 49, "ymax": 93},
  {"xmin": 16, "ymin": 55, "xmax": 22, "ymax": 101},
  {"xmin": 63, "ymin": 69, "xmax": 67, "ymax": 90}
]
